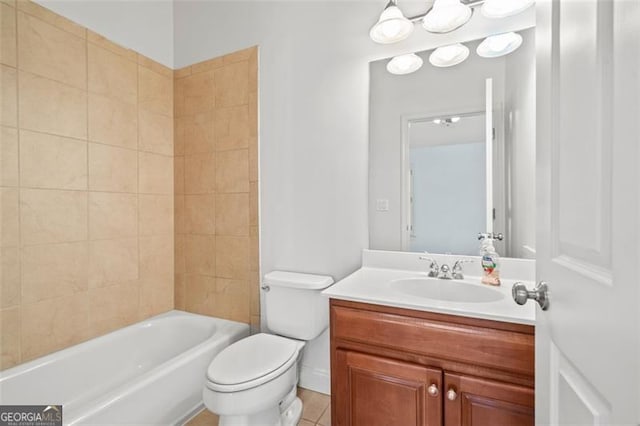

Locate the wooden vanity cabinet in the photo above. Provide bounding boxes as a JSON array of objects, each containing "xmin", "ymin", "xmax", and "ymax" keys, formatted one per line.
[{"xmin": 330, "ymin": 299, "xmax": 534, "ymax": 426}]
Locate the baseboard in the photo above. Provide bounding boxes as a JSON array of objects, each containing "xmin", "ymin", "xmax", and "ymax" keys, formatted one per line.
[{"xmin": 299, "ymin": 364, "xmax": 330, "ymax": 395}]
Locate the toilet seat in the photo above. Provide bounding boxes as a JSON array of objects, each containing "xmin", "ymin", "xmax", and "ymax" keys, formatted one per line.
[{"xmin": 206, "ymin": 333, "xmax": 301, "ymax": 393}]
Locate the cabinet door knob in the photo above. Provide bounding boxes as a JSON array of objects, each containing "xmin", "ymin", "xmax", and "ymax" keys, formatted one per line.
[
  {"xmin": 427, "ymin": 384, "xmax": 439, "ymax": 397},
  {"xmin": 447, "ymin": 389, "xmax": 458, "ymax": 401}
]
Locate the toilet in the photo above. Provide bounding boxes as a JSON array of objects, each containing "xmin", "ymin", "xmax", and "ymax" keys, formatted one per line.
[{"xmin": 203, "ymin": 271, "xmax": 334, "ymax": 426}]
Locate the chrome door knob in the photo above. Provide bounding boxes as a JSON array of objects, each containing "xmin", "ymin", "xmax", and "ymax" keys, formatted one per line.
[
  {"xmin": 427, "ymin": 384, "xmax": 439, "ymax": 397},
  {"xmin": 512, "ymin": 281, "xmax": 550, "ymax": 310},
  {"xmin": 447, "ymin": 389, "xmax": 457, "ymax": 401}
]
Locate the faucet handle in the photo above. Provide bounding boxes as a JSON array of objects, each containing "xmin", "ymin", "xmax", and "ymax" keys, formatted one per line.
[
  {"xmin": 452, "ymin": 259, "xmax": 474, "ymax": 280},
  {"xmin": 419, "ymin": 254, "xmax": 439, "ymax": 277}
]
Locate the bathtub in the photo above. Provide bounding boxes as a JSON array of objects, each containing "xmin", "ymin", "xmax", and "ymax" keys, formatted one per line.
[{"xmin": 0, "ymin": 310, "xmax": 249, "ymax": 425}]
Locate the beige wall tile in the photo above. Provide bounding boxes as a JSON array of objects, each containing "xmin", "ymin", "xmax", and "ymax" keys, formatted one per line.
[
  {"xmin": 21, "ymin": 241, "xmax": 88, "ymax": 304},
  {"xmin": 216, "ymin": 278, "xmax": 249, "ymax": 323},
  {"xmin": 249, "ymin": 270, "xmax": 260, "ymax": 316},
  {"xmin": 21, "ymin": 291, "xmax": 89, "ymax": 362},
  {"xmin": 0, "ymin": 3, "xmax": 17, "ymax": 67},
  {"xmin": 174, "ymin": 156, "xmax": 185, "ymax": 195},
  {"xmin": 250, "ymin": 314, "xmax": 260, "ymax": 335},
  {"xmin": 1, "ymin": 126, "xmax": 18, "ymax": 186},
  {"xmin": 139, "ymin": 235, "xmax": 174, "ymax": 281},
  {"xmin": 178, "ymin": 71, "xmax": 214, "ymax": 116},
  {"xmin": 249, "ymin": 137, "xmax": 258, "ymax": 182},
  {"xmin": 1, "ymin": 247, "xmax": 20, "ymax": 308},
  {"xmin": 1, "ymin": 306, "xmax": 20, "ymax": 369},
  {"xmin": 139, "ymin": 110, "xmax": 173, "ymax": 155},
  {"xmin": 88, "ymin": 93, "xmax": 138, "ymax": 149},
  {"xmin": 184, "ymin": 273, "xmax": 216, "ymax": 316},
  {"xmin": 87, "ymin": 30, "xmax": 137, "ymax": 62},
  {"xmin": 184, "ymin": 153, "xmax": 216, "ymax": 195},
  {"xmin": 248, "ymin": 91, "xmax": 257, "ymax": 138},
  {"xmin": 18, "ymin": 71, "xmax": 87, "ymax": 138},
  {"xmin": 0, "ymin": 187, "xmax": 18, "ymax": 247},
  {"xmin": 88, "ymin": 43, "xmax": 137, "ymax": 104},
  {"xmin": 249, "ymin": 226, "xmax": 259, "ymax": 272},
  {"xmin": 88, "ymin": 282, "xmax": 138, "ymax": 336},
  {"xmin": 139, "ymin": 276, "xmax": 173, "ymax": 319},
  {"xmin": 223, "ymin": 46, "xmax": 255, "ymax": 65},
  {"xmin": 215, "ymin": 106, "xmax": 248, "ymax": 151},
  {"xmin": 89, "ymin": 238, "xmax": 138, "ymax": 288},
  {"xmin": 174, "ymin": 194, "xmax": 185, "ymax": 235},
  {"xmin": 16, "ymin": 1, "xmax": 85, "ymax": 38},
  {"xmin": 183, "ymin": 112, "xmax": 215, "ymax": 155},
  {"xmin": 185, "ymin": 234, "xmax": 215, "ymax": 276},
  {"xmin": 138, "ymin": 66, "xmax": 172, "ymax": 116},
  {"xmin": 20, "ymin": 130, "xmax": 87, "ymax": 190},
  {"xmin": 216, "ymin": 149, "xmax": 249, "ymax": 193},
  {"xmin": 248, "ymin": 48, "xmax": 257, "ymax": 94},
  {"xmin": 89, "ymin": 143, "xmax": 137, "ymax": 193},
  {"xmin": 249, "ymin": 181, "xmax": 258, "ymax": 227},
  {"xmin": 137, "ymin": 54, "xmax": 172, "ymax": 79},
  {"xmin": 174, "ymin": 117, "xmax": 186, "ymax": 156},
  {"xmin": 139, "ymin": 152, "xmax": 173, "ymax": 194},
  {"xmin": 174, "ymin": 233, "xmax": 185, "ymax": 274},
  {"xmin": 216, "ymin": 193, "xmax": 248, "ymax": 236},
  {"xmin": 18, "ymin": 11, "xmax": 86, "ymax": 89},
  {"xmin": 2, "ymin": 65, "xmax": 17, "ymax": 127},
  {"xmin": 89, "ymin": 192, "xmax": 137, "ymax": 240},
  {"xmin": 215, "ymin": 61, "xmax": 248, "ymax": 108},
  {"xmin": 174, "ymin": 66, "xmax": 191, "ymax": 79},
  {"xmin": 174, "ymin": 273, "xmax": 185, "ymax": 310},
  {"xmin": 191, "ymin": 57, "xmax": 223, "ymax": 74},
  {"xmin": 20, "ymin": 188, "xmax": 87, "ymax": 246},
  {"xmin": 215, "ymin": 236, "xmax": 248, "ymax": 279},
  {"xmin": 139, "ymin": 194, "xmax": 173, "ymax": 236},
  {"xmin": 185, "ymin": 194, "xmax": 215, "ymax": 235}
]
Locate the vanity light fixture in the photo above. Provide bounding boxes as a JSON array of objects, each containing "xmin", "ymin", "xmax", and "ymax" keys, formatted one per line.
[
  {"xmin": 481, "ymin": 0, "xmax": 535, "ymax": 18},
  {"xmin": 370, "ymin": 0, "xmax": 414, "ymax": 44},
  {"xmin": 422, "ymin": 0, "xmax": 472, "ymax": 33},
  {"xmin": 429, "ymin": 43, "xmax": 470, "ymax": 67},
  {"xmin": 387, "ymin": 53, "xmax": 424, "ymax": 75},
  {"xmin": 477, "ymin": 32, "xmax": 523, "ymax": 57}
]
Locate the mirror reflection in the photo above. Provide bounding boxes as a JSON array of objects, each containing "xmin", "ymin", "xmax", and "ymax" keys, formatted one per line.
[{"xmin": 369, "ymin": 28, "xmax": 536, "ymax": 259}]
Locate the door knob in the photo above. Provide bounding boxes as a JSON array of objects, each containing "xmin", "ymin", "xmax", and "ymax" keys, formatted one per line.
[
  {"xmin": 512, "ymin": 281, "xmax": 549, "ymax": 310},
  {"xmin": 427, "ymin": 384, "xmax": 439, "ymax": 397},
  {"xmin": 446, "ymin": 389, "xmax": 457, "ymax": 401}
]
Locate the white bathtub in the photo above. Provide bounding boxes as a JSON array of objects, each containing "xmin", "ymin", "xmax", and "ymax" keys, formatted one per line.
[{"xmin": 0, "ymin": 310, "xmax": 249, "ymax": 425}]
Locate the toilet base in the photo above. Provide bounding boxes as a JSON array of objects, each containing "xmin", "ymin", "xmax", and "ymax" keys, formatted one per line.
[{"xmin": 217, "ymin": 387, "xmax": 302, "ymax": 426}]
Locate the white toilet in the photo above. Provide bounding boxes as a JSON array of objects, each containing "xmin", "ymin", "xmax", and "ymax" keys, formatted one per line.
[{"xmin": 203, "ymin": 271, "xmax": 334, "ymax": 426}]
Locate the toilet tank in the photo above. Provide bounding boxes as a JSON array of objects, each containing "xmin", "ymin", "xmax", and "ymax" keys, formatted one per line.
[{"xmin": 263, "ymin": 271, "xmax": 334, "ymax": 341}]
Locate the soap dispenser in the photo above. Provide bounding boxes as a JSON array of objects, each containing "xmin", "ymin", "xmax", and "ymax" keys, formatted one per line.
[{"xmin": 479, "ymin": 234, "xmax": 501, "ymax": 286}]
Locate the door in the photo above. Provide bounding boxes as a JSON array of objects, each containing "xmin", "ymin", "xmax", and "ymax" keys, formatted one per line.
[
  {"xmin": 444, "ymin": 373, "xmax": 534, "ymax": 426},
  {"xmin": 536, "ymin": 0, "xmax": 640, "ymax": 424},
  {"xmin": 333, "ymin": 350, "xmax": 442, "ymax": 426}
]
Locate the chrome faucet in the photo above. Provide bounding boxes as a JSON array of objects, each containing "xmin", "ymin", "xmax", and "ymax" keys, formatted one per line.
[
  {"xmin": 419, "ymin": 254, "xmax": 473, "ymax": 280},
  {"xmin": 418, "ymin": 253, "xmax": 439, "ymax": 278},
  {"xmin": 452, "ymin": 259, "xmax": 473, "ymax": 280}
]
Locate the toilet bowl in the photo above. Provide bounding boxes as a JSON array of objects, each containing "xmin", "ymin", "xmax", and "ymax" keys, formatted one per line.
[{"xmin": 203, "ymin": 271, "xmax": 334, "ymax": 426}]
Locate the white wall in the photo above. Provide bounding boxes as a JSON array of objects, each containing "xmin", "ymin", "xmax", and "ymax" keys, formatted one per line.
[
  {"xmin": 504, "ymin": 29, "xmax": 536, "ymax": 258},
  {"xmin": 35, "ymin": 0, "xmax": 174, "ymax": 67}
]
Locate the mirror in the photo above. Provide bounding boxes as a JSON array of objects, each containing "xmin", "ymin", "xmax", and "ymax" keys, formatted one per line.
[{"xmin": 369, "ymin": 27, "xmax": 536, "ymax": 259}]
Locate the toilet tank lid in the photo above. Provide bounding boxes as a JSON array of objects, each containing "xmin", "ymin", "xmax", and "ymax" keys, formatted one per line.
[{"xmin": 264, "ymin": 271, "xmax": 334, "ymax": 290}]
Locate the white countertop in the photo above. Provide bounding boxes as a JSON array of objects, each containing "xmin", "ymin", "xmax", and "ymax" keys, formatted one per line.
[{"xmin": 323, "ymin": 250, "xmax": 536, "ymax": 326}]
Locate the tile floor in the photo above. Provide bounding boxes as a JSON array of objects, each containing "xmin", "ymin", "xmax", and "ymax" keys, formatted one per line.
[{"xmin": 186, "ymin": 387, "xmax": 331, "ymax": 426}]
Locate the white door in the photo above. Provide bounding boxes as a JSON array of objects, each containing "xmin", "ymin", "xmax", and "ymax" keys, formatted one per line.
[{"xmin": 535, "ymin": 0, "xmax": 640, "ymax": 424}]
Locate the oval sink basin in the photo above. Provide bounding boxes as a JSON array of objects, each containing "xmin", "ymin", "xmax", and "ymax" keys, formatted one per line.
[{"xmin": 389, "ymin": 278, "xmax": 504, "ymax": 303}]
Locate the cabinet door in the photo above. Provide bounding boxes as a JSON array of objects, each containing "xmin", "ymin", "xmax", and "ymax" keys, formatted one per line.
[
  {"xmin": 444, "ymin": 373, "xmax": 534, "ymax": 426},
  {"xmin": 333, "ymin": 349, "xmax": 442, "ymax": 426}
]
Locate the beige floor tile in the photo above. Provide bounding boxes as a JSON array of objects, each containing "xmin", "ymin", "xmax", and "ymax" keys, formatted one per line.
[
  {"xmin": 186, "ymin": 408, "xmax": 219, "ymax": 426},
  {"xmin": 298, "ymin": 388, "xmax": 331, "ymax": 423}
]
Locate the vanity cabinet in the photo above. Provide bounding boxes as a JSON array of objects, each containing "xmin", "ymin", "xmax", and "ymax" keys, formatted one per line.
[{"xmin": 330, "ymin": 299, "xmax": 534, "ymax": 426}]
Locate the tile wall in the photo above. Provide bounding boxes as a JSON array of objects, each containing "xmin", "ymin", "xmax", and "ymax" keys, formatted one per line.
[
  {"xmin": 173, "ymin": 48, "xmax": 259, "ymax": 331},
  {"xmin": 0, "ymin": 0, "xmax": 174, "ymax": 368}
]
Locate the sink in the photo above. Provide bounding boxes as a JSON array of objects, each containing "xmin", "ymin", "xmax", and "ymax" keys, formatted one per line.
[{"xmin": 389, "ymin": 278, "xmax": 505, "ymax": 303}]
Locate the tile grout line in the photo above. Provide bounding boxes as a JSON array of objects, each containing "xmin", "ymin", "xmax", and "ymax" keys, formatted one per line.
[{"xmin": 14, "ymin": 0, "xmax": 23, "ymax": 366}]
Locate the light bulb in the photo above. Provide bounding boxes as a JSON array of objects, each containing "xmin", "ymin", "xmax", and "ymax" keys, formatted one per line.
[
  {"xmin": 450, "ymin": 116, "xmax": 461, "ymax": 123},
  {"xmin": 422, "ymin": 0, "xmax": 472, "ymax": 34},
  {"xmin": 429, "ymin": 43, "xmax": 469, "ymax": 67},
  {"xmin": 481, "ymin": 0, "xmax": 535, "ymax": 18},
  {"xmin": 370, "ymin": 3, "xmax": 414, "ymax": 44},
  {"xmin": 477, "ymin": 32, "xmax": 523, "ymax": 58},
  {"xmin": 387, "ymin": 53, "xmax": 424, "ymax": 75}
]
